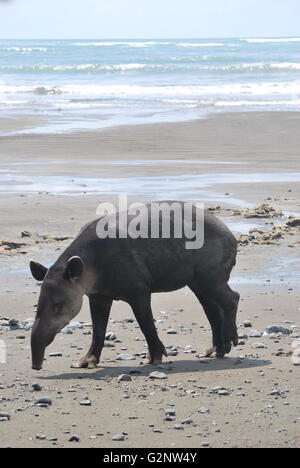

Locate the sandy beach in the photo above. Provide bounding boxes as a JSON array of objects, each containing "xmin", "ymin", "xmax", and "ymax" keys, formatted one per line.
[{"xmin": 0, "ymin": 112, "xmax": 299, "ymax": 448}]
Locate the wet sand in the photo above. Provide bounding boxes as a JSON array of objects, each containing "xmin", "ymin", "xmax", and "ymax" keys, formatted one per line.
[{"xmin": 0, "ymin": 112, "xmax": 300, "ymax": 448}]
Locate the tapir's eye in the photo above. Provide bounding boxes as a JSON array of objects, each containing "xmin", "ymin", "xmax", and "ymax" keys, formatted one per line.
[{"xmin": 54, "ymin": 303, "xmax": 63, "ymax": 314}]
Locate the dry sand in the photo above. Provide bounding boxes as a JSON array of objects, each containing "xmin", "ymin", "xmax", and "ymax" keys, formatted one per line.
[{"xmin": 0, "ymin": 112, "xmax": 299, "ymax": 448}]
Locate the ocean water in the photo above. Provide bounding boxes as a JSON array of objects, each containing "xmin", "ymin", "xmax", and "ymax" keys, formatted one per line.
[{"xmin": 0, "ymin": 37, "xmax": 300, "ymax": 133}]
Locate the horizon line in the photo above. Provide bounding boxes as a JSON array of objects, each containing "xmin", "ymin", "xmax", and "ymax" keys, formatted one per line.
[{"xmin": 0, "ymin": 35, "xmax": 300, "ymax": 41}]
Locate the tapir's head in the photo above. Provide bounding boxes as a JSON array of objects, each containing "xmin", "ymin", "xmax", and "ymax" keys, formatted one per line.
[{"xmin": 29, "ymin": 257, "xmax": 85, "ymax": 371}]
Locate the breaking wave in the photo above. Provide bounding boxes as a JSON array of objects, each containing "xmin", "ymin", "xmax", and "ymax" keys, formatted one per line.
[
  {"xmin": 242, "ymin": 37, "xmax": 300, "ymax": 44},
  {"xmin": 1, "ymin": 82, "xmax": 300, "ymax": 98}
]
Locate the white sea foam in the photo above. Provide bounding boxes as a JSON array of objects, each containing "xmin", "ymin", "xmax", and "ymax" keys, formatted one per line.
[
  {"xmin": 74, "ymin": 41, "xmax": 170, "ymax": 47},
  {"xmin": 2, "ymin": 47, "xmax": 48, "ymax": 52},
  {"xmin": 215, "ymin": 62, "xmax": 300, "ymax": 72},
  {"xmin": 0, "ymin": 63, "xmax": 151, "ymax": 73},
  {"xmin": 215, "ymin": 99, "xmax": 300, "ymax": 107},
  {"xmin": 178, "ymin": 42, "xmax": 224, "ymax": 47},
  {"xmin": 1, "ymin": 82, "xmax": 299, "ymax": 98},
  {"xmin": 243, "ymin": 37, "xmax": 300, "ymax": 44}
]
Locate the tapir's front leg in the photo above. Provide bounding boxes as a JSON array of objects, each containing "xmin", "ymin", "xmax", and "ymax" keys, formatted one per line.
[
  {"xmin": 72, "ymin": 294, "xmax": 112, "ymax": 369},
  {"xmin": 129, "ymin": 295, "xmax": 168, "ymax": 365}
]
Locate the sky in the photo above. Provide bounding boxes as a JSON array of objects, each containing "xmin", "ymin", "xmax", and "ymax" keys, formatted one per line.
[{"xmin": 0, "ymin": 0, "xmax": 299, "ymax": 39}]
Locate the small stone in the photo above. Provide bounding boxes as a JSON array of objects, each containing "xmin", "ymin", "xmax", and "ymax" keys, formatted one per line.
[
  {"xmin": 21, "ymin": 230, "xmax": 32, "ymax": 238},
  {"xmin": 112, "ymin": 433, "xmax": 125, "ymax": 441},
  {"xmin": 174, "ymin": 424, "xmax": 184, "ymax": 430},
  {"xmin": 199, "ymin": 407, "xmax": 210, "ymax": 414},
  {"xmin": 32, "ymin": 383, "xmax": 42, "ymax": 392},
  {"xmin": 243, "ymin": 320, "xmax": 252, "ymax": 328},
  {"xmin": 80, "ymin": 398, "xmax": 91, "ymax": 406},
  {"xmin": 167, "ymin": 328, "xmax": 177, "ymax": 335},
  {"xmin": 181, "ymin": 418, "xmax": 193, "ymax": 425},
  {"xmin": 265, "ymin": 325, "xmax": 292, "ymax": 336},
  {"xmin": 210, "ymin": 386, "xmax": 231, "ymax": 396},
  {"xmin": 34, "ymin": 397, "xmax": 52, "ymax": 407},
  {"xmin": 69, "ymin": 435, "xmax": 80, "ymax": 443},
  {"xmin": 248, "ymin": 330, "xmax": 262, "ymax": 338},
  {"xmin": 218, "ymin": 389, "xmax": 231, "ymax": 396},
  {"xmin": 49, "ymin": 352, "xmax": 62, "ymax": 357},
  {"xmin": 0, "ymin": 412, "xmax": 10, "ymax": 421},
  {"xmin": 149, "ymin": 371, "xmax": 167, "ymax": 380},
  {"xmin": 165, "ymin": 408, "xmax": 176, "ymax": 417},
  {"xmin": 117, "ymin": 374, "xmax": 132, "ymax": 383},
  {"xmin": 116, "ymin": 353, "xmax": 136, "ymax": 361},
  {"xmin": 105, "ymin": 331, "xmax": 117, "ymax": 341},
  {"xmin": 252, "ymin": 342, "xmax": 267, "ymax": 349},
  {"xmin": 9, "ymin": 319, "xmax": 20, "ymax": 330},
  {"xmin": 164, "ymin": 416, "xmax": 176, "ymax": 422}
]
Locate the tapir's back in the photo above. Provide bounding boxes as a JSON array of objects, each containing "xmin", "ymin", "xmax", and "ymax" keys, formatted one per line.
[{"xmin": 65, "ymin": 202, "xmax": 237, "ymax": 296}]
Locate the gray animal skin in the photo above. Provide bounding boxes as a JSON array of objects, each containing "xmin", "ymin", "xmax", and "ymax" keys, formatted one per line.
[{"xmin": 30, "ymin": 202, "xmax": 240, "ymax": 371}]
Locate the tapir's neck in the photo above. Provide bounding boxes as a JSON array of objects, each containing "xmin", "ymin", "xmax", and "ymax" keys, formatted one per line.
[{"xmin": 54, "ymin": 235, "xmax": 101, "ymax": 296}]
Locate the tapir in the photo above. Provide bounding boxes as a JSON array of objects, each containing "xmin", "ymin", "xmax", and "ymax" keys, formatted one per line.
[{"xmin": 29, "ymin": 202, "xmax": 240, "ymax": 371}]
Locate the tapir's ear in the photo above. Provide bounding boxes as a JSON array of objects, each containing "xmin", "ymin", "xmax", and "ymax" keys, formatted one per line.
[
  {"xmin": 65, "ymin": 256, "xmax": 84, "ymax": 280},
  {"xmin": 30, "ymin": 261, "xmax": 48, "ymax": 282}
]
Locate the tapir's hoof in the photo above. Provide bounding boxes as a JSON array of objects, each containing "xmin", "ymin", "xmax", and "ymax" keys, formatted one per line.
[
  {"xmin": 199, "ymin": 346, "xmax": 217, "ymax": 359},
  {"xmin": 146, "ymin": 348, "xmax": 168, "ymax": 365},
  {"xmin": 71, "ymin": 356, "xmax": 98, "ymax": 369}
]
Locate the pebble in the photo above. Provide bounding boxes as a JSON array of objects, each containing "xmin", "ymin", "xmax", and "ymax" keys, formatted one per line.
[
  {"xmin": 32, "ymin": 383, "xmax": 42, "ymax": 392},
  {"xmin": 117, "ymin": 374, "xmax": 132, "ymax": 383},
  {"xmin": 265, "ymin": 325, "xmax": 292, "ymax": 336},
  {"xmin": 167, "ymin": 328, "xmax": 177, "ymax": 335},
  {"xmin": 69, "ymin": 435, "xmax": 80, "ymax": 443},
  {"xmin": 34, "ymin": 397, "xmax": 52, "ymax": 407},
  {"xmin": 270, "ymin": 389, "xmax": 281, "ymax": 396},
  {"xmin": 210, "ymin": 387, "xmax": 231, "ymax": 396},
  {"xmin": 149, "ymin": 371, "xmax": 167, "ymax": 380},
  {"xmin": 174, "ymin": 424, "xmax": 184, "ymax": 430},
  {"xmin": 199, "ymin": 407, "xmax": 210, "ymax": 414},
  {"xmin": 0, "ymin": 412, "xmax": 10, "ymax": 421},
  {"xmin": 165, "ymin": 408, "xmax": 176, "ymax": 417},
  {"xmin": 252, "ymin": 342, "xmax": 267, "ymax": 349},
  {"xmin": 106, "ymin": 331, "xmax": 117, "ymax": 341},
  {"xmin": 80, "ymin": 398, "xmax": 91, "ymax": 406},
  {"xmin": 9, "ymin": 319, "xmax": 19, "ymax": 327},
  {"xmin": 218, "ymin": 389, "xmax": 231, "ymax": 396},
  {"xmin": 181, "ymin": 418, "xmax": 193, "ymax": 425},
  {"xmin": 112, "ymin": 433, "xmax": 125, "ymax": 441},
  {"xmin": 243, "ymin": 321, "xmax": 252, "ymax": 328},
  {"xmin": 116, "ymin": 353, "xmax": 136, "ymax": 361},
  {"xmin": 248, "ymin": 330, "xmax": 262, "ymax": 338}
]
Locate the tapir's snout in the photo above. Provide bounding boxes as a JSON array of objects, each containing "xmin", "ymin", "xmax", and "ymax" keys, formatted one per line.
[{"xmin": 31, "ymin": 319, "xmax": 56, "ymax": 371}]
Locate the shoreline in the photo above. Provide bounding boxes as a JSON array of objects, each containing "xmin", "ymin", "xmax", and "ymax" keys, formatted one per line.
[{"xmin": 1, "ymin": 108, "xmax": 300, "ymax": 138}]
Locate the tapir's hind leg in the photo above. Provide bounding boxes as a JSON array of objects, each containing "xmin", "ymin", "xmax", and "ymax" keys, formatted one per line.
[
  {"xmin": 129, "ymin": 295, "xmax": 168, "ymax": 365},
  {"xmin": 213, "ymin": 284, "xmax": 240, "ymax": 350},
  {"xmin": 190, "ymin": 279, "xmax": 240, "ymax": 358},
  {"xmin": 189, "ymin": 283, "xmax": 227, "ymax": 358}
]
